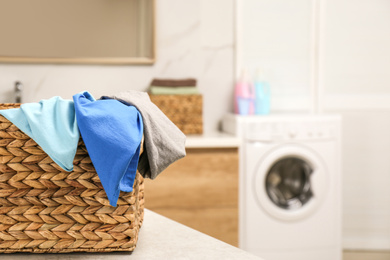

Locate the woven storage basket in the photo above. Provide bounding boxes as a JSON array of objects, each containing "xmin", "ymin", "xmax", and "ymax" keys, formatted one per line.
[
  {"xmin": 149, "ymin": 94, "xmax": 203, "ymax": 135},
  {"xmin": 0, "ymin": 103, "xmax": 144, "ymax": 253}
]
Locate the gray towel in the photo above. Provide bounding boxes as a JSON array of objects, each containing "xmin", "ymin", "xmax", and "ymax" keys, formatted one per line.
[{"xmin": 101, "ymin": 90, "xmax": 186, "ymax": 179}]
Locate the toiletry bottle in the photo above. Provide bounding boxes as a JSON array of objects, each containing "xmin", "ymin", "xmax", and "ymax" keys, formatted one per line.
[
  {"xmin": 234, "ymin": 69, "xmax": 255, "ymax": 115},
  {"xmin": 254, "ymin": 69, "xmax": 270, "ymax": 115}
]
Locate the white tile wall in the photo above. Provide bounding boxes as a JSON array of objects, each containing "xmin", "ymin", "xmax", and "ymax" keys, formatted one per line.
[
  {"xmin": 323, "ymin": 0, "xmax": 390, "ymax": 96},
  {"xmin": 323, "ymin": 0, "xmax": 390, "ymax": 250},
  {"xmin": 335, "ymin": 111, "xmax": 390, "ymax": 250}
]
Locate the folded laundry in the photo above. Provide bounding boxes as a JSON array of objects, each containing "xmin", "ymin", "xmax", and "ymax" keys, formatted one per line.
[
  {"xmin": 0, "ymin": 96, "xmax": 79, "ymax": 172},
  {"xmin": 101, "ymin": 90, "xmax": 186, "ymax": 180},
  {"xmin": 74, "ymin": 91, "xmax": 143, "ymax": 207},
  {"xmin": 150, "ymin": 86, "xmax": 200, "ymax": 95},
  {"xmin": 150, "ymin": 78, "xmax": 197, "ymax": 87}
]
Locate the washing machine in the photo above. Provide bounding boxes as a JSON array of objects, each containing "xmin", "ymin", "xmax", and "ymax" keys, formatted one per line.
[{"xmin": 222, "ymin": 114, "xmax": 342, "ymax": 260}]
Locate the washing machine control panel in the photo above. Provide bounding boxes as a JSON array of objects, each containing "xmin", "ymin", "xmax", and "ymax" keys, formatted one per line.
[{"xmin": 245, "ymin": 121, "xmax": 338, "ymax": 142}]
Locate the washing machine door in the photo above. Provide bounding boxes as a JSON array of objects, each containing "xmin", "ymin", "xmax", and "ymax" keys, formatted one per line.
[{"xmin": 252, "ymin": 143, "xmax": 328, "ymax": 221}]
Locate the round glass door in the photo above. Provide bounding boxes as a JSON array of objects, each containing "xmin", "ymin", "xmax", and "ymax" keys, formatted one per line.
[
  {"xmin": 253, "ymin": 144, "xmax": 328, "ymax": 221},
  {"xmin": 265, "ymin": 157, "xmax": 313, "ymax": 210}
]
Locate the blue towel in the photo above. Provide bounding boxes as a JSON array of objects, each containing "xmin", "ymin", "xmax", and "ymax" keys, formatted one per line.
[
  {"xmin": 0, "ymin": 97, "xmax": 79, "ymax": 172},
  {"xmin": 73, "ymin": 91, "xmax": 143, "ymax": 207}
]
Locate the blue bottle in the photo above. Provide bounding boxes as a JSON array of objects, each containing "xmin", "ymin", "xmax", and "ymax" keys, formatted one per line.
[{"xmin": 254, "ymin": 69, "xmax": 271, "ymax": 115}]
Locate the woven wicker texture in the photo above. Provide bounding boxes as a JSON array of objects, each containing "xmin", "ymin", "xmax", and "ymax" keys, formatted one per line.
[
  {"xmin": 0, "ymin": 103, "xmax": 144, "ymax": 253},
  {"xmin": 149, "ymin": 94, "xmax": 203, "ymax": 134}
]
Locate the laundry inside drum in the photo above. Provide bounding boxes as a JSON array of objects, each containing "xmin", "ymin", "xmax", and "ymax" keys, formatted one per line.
[{"xmin": 265, "ymin": 157, "xmax": 314, "ymax": 210}]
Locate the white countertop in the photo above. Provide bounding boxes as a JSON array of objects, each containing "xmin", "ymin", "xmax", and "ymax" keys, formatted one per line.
[
  {"xmin": 185, "ymin": 132, "xmax": 240, "ymax": 148},
  {"xmin": 3, "ymin": 209, "xmax": 263, "ymax": 260}
]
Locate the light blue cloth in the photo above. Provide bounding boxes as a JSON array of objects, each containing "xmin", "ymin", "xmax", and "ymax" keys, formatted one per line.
[
  {"xmin": 73, "ymin": 91, "xmax": 143, "ymax": 207},
  {"xmin": 0, "ymin": 96, "xmax": 79, "ymax": 171}
]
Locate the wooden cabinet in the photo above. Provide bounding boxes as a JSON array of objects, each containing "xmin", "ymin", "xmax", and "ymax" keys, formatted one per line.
[{"xmin": 144, "ymin": 148, "xmax": 239, "ymax": 246}]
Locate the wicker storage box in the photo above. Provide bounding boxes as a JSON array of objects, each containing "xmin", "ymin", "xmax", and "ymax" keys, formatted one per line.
[
  {"xmin": 0, "ymin": 103, "xmax": 144, "ymax": 253},
  {"xmin": 149, "ymin": 94, "xmax": 203, "ymax": 135}
]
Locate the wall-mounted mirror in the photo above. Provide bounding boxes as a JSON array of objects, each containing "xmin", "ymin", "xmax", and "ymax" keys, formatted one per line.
[{"xmin": 0, "ymin": 0, "xmax": 155, "ymax": 65}]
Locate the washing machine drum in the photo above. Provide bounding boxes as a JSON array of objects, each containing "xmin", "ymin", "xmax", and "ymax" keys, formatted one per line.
[
  {"xmin": 266, "ymin": 158, "xmax": 313, "ymax": 210},
  {"xmin": 254, "ymin": 145, "xmax": 328, "ymax": 221}
]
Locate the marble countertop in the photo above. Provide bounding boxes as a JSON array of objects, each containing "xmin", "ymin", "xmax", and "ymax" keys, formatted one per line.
[
  {"xmin": 185, "ymin": 132, "xmax": 241, "ymax": 148},
  {"xmin": 3, "ymin": 209, "xmax": 263, "ymax": 260}
]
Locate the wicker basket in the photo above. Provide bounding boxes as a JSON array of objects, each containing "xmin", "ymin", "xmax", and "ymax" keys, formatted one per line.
[
  {"xmin": 0, "ymin": 103, "xmax": 144, "ymax": 253},
  {"xmin": 149, "ymin": 94, "xmax": 203, "ymax": 135}
]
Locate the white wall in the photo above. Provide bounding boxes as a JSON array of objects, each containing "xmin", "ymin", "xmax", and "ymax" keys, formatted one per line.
[
  {"xmin": 241, "ymin": 0, "xmax": 390, "ymax": 250},
  {"xmin": 241, "ymin": 0, "xmax": 313, "ymax": 112},
  {"xmin": 0, "ymin": 0, "xmax": 235, "ymax": 134},
  {"xmin": 323, "ymin": 0, "xmax": 390, "ymax": 250}
]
